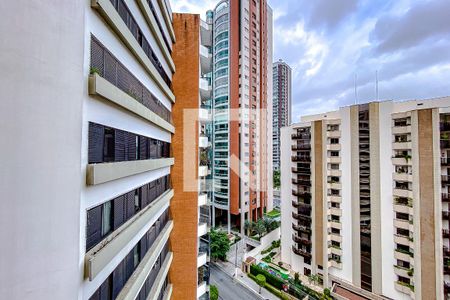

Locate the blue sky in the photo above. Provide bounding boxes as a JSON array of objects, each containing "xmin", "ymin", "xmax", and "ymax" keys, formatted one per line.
[{"xmin": 171, "ymin": 0, "xmax": 450, "ymax": 121}]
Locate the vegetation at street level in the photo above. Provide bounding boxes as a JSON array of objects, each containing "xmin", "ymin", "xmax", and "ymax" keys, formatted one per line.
[
  {"xmin": 256, "ymin": 274, "xmax": 266, "ymax": 294},
  {"xmin": 273, "ymin": 170, "xmax": 280, "ymax": 188},
  {"xmin": 210, "ymin": 285, "xmax": 219, "ymax": 300},
  {"xmin": 244, "ymin": 217, "xmax": 280, "ymax": 238},
  {"xmin": 210, "ymin": 228, "xmax": 230, "ymax": 261}
]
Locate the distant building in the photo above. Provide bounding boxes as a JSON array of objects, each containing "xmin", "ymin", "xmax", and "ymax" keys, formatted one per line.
[
  {"xmin": 209, "ymin": 0, "xmax": 274, "ymax": 234},
  {"xmin": 273, "ymin": 59, "xmax": 292, "ymax": 171},
  {"xmin": 281, "ymin": 97, "xmax": 450, "ymax": 300}
]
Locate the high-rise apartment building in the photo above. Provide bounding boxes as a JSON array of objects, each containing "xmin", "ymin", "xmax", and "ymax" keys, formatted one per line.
[
  {"xmin": 171, "ymin": 13, "xmax": 212, "ymax": 300},
  {"xmin": 280, "ymin": 97, "xmax": 450, "ymax": 299},
  {"xmin": 0, "ymin": 1, "xmax": 208, "ymax": 299},
  {"xmin": 209, "ymin": 0, "xmax": 274, "ymax": 234},
  {"xmin": 272, "ymin": 59, "xmax": 292, "ymax": 171}
]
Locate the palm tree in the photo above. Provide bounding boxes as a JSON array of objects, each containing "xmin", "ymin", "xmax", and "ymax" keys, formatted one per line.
[{"xmin": 262, "ymin": 216, "xmax": 274, "ymax": 232}]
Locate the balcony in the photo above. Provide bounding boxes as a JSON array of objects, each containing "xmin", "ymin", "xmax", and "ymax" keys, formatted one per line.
[
  {"xmin": 327, "ymin": 144, "xmax": 341, "ymax": 151},
  {"xmin": 327, "ymin": 131, "xmax": 340, "ymax": 138},
  {"xmin": 198, "ymin": 223, "xmax": 208, "ymax": 237},
  {"xmin": 199, "ymin": 166, "xmax": 208, "ymax": 177},
  {"xmin": 393, "ymin": 172, "xmax": 412, "ymax": 182},
  {"xmin": 292, "ymin": 144, "xmax": 311, "ymax": 151},
  {"xmin": 292, "ymin": 212, "xmax": 311, "ymax": 221},
  {"xmin": 200, "ymin": 45, "xmax": 212, "ymax": 74},
  {"xmin": 443, "ymin": 193, "xmax": 450, "ymax": 202},
  {"xmin": 199, "ymin": 108, "xmax": 211, "ymax": 122},
  {"xmin": 442, "ymin": 175, "xmax": 450, "ymax": 184},
  {"xmin": 441, "ymin": 140, "xmax": 450, "ymax": 149},
  {"xmin": 199, "ymin": 136, "xmax": 209, "ymax": 148},
  {"xmin": 292, "ymin": 234, "xmax": 312, "ymax": 245},
  {"xmin": 292, "ymin": 223, "xmax": 311, "ymax": 234},
  {"xmin": 443, "ymin": 211, "xmax": 450, "ymax": 218},
  {"xmin": 291, "ymin": 133, "xmax": 311, "ymax": 140},
  {"xmin": 441, "ymin": 122, "xmax": 450, "ymax": 132},
  {"xmin": 292, "ymin": 245, "xmax": 312, "ymax": 258},
  {"xmin": 291, "ymin": 156, "xmax": 311, "ymax": 162},
  {"xmin": 328, "ymin": 156, "xmax": 341, "ymax": 164},
  {"xmin": 197, "ymin": 281, "xmax": 207, "ymax": 299},
  {"xmin": 200, "ymin": 77, "xmax": 212, "ymax": 100},
  {"xmin": 292, "ymin": 167, "xmax": 311, "ymax": 175},
  {"xmin": 392, "ymin": 125, "xmax": 411, "ymax": 135},
  {"xmin": 198, "ymin": 193, "xmax": 208, "ymax": 206},
  {"xmin": 444, "ymin": 229, "xmax": 450, "ymax": 238},
  {"xmin": 442, "ymin": 158, "xmax": 450, "ymax": 166},
  {"xmin": 292, "ymin": 190, "xmax": 312, "ymax": 199},
  {"xmin": 393, "ymin": 188, "xmax": 413, "ymax": 198},
  {"xmin": 197, "ymin": 252, "xmax": 208, "ymax": 268},
  {"xmin": 392, "ymin": 141, "xmax": 412, "ymax": 150},
  {"xmin": 392, "ymin": 156, "xmax": 412, "ymax": 166},
  {"xmin": 444, "ymin": 246, "xmax": 450, "ymax": 257}
]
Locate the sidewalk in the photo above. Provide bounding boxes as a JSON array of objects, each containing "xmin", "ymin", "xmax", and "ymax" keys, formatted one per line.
[{"xmin": 214, "ymin": 260, "xmax": 279, "ymax": 300}]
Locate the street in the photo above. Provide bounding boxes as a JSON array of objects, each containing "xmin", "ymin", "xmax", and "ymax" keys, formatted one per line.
[{"xmin": 210, "ymin": 264, "xmax": 264, "ymax": 300}]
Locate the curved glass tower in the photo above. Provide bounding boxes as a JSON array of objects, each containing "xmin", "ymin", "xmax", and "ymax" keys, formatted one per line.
[{"xmin": 212, "ymin": 1, "xmax": 230, "ymax": 214}]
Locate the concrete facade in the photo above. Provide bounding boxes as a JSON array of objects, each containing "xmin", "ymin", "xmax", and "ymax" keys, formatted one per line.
[{"xmin": 281, "ymin": 97, "xmax": 450, "ymax": 300}]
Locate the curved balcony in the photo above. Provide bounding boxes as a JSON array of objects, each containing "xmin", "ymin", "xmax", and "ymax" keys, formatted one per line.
[
  {"xmin": 291, "ymin": 133, "xmax": 311, "ymax": 140},
  {"xmin": 292, "ymin": 223, "xmax": 311, "ymax": 234},
  {"xmin": 292, "ymin": 234, "xmax": 312, "ymax": 245},
  {"xmin": 292, "ymin": 245, "xmax": 312, "ymax": 258},
  {"xmin": 292, "ymin": 200, "xmax": 299, "ymax": 208},
  {"xmin": 292, "ymin": 144, "xmax": 311, "ymax": 151},
  {"xmin": 292, "ymin": 167, "xmax": 311, "ymax": 175},
  {"xmin": 291, "ymin": 156, "xmax": 311, "ymax": 162},
  {"xmin": 292, "ymin": 212, "xmax": 311, "ymax": 221}
]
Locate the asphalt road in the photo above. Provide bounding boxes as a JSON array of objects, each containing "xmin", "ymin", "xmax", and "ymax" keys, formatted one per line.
[{"xmin": 210, "ymin": 264, "xmax": 263, "ymax": 300}]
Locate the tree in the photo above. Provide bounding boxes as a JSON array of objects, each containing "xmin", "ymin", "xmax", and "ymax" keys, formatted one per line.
[
  {"xmin": 321, "ymin": 288, "xmax": 332, "ymax": 300},
  {"xmin": 262, "ymin": 216, "xmax": 274, "ymax": 232},
  {"xmin": 244, "ymin": 220, "xmax": 254, "ymax": 236},
  {"xmin": 273, "ymin": 170, "xmax": 280, "ymax": 189},
  {"xmin": 210, "ymin": 285, "xmax": 219, "ymax": 300},
  {"xmin": 210, "ymin": 229, "xmax": 230, "ymax": 261},
  {"xmin": 254, "ymin": 219, "xmax": 266, "ymax": 240},
  {"xmin": 256, "ymin": 274, "xmax": 266, "ymax": 294},
  {"xmin": 294, "ymin": 272, "xmax": 300, "ymax": 284}
]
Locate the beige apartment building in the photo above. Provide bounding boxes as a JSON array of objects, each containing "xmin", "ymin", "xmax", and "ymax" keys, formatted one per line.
[{"xmin": 280, "ymin": 97, "xmax": 450, "ymax": 299}]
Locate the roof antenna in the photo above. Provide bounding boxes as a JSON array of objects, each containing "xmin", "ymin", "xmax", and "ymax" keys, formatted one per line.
[{"xmin": 354, "ymin": 73, "xmax": 358, "ymax": 105}]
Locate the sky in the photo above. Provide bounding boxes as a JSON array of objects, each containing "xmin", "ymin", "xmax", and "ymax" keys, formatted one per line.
[{"xmin": 171, "ymin": 0, "xmax": 450, "ymax": 121}]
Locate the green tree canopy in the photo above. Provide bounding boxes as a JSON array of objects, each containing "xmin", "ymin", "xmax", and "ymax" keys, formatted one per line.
[
  {"xmin": 210, "ymin": 285, "xmax": 219, "ymax": 300},
  {"xmin": 256, "ymin": 274, "xmax": 266, "ymax": 294},
  {"xmin": 210, "ymin": 228, "xmax": 230, "ymax": 261}
]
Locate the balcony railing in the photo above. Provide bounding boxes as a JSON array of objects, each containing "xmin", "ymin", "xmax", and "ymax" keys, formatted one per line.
[
  {"xmin": 441, "ymin": 140, "xmax": 450, "ymax": 149},
  {"xmin": 90, "ymin": 37, "xmax": 171, "ymax": 123},
  {"xmin": 442, "ymin": 175, "xmax": 450, "ymax": 184},
  {"xmin": 440, "ymin": 122, "xmax": 450, "ymax": 131},
  {"xmin": 443, "ymin": 193, "xmax": 450, "ymax": 202},
  {"xmin": 443, "ymin": 229, "xmax": 450, "ymax": 238},
  {"xmin": 292, "ymin": 223, "xmax": 312, "ymax": 233},
  {"xmin": 291, "ymin": 156, "xmax": 311, "ymax": 162},
  {"xmin": 292, "ymin": 245, "xmax": 312, "ymax": 258},
  {"xmin": 442, "ymin": 158, "xmax": 450, "ymax": 166},
  {"xmin": 443, "ymin": 246, "xmax": 450, "ymax": 257},
  {"xmin": 292, "ymin": 144, "xmax": 311, "ymax": 151},
  {"xmin": 292, "ymin": 234, "xmax": 312, "ymax": 245},
  {"xmin": 291, "ymin": 133, "xmax": 311, "ymax": 140},
  {"xmin": 292, "ymin": 212, "xmax": 311, "ymax": 221},
  {"xmin": 292, "ymin": 167, "xmax": 311, "ymax": 175}
]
